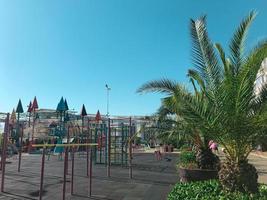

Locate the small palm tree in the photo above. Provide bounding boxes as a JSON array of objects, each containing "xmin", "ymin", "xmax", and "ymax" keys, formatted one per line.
[
  {"xmin": 138, "ymin": 11, "xmax": 267, "ymax": 193},
  {"xmin": 157, "ymin": 104, "xmax": 219, "ymax": 170}
]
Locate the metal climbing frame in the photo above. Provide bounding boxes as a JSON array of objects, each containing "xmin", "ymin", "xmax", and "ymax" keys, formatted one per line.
[
  {"xmin": 86, "ymin": 118, "xmax": 133, "ymax": 166},
  {"xmin": 46, "ymin": 115, "xmax": 134, "ymax": 167},
  {"xmin": 91, "ymin": 122, "xmax": 107, "ymax": 164},
  {"xmin": 109, "ymin": 122, "xmax": 130, "ymax": 166}
]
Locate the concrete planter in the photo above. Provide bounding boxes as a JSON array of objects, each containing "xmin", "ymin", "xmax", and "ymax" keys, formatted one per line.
[{"xmin": 179, "ymin": 167, "xmax": 218, "ymax": 182}]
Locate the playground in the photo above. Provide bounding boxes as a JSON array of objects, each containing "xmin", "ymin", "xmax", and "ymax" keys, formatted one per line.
[
  {"xmin": 1, "ymin": 98, "xmax": 267, "ymax": 200},
  {"xmin": 0, "ymin": 97, "xmax": 179, "ymax": 200}
]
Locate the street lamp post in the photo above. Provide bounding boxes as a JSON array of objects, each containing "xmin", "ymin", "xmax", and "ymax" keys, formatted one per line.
[
  {"xmin": 31, "ymin": 96, "xmax": 39, "ymax": 144},
  {"xmin": 105, "ymin": 84, "xmax": 111, "ymax": 177},
  {"xmin": 105, "ymin": 84, "xmax": 111, "ymax": 117}
]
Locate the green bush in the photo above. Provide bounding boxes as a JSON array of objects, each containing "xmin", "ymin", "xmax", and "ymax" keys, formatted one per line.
[
  {"xmin": 168, "ymin": 180, "xmax": 267, "ymax": 200},
  {"xmin": 179, "ymin": 150, "xmax": 197, "ymax": 169}
]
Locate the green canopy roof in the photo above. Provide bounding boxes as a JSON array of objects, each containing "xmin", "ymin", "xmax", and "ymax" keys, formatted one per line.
[
  {"xmin": 64, "ymin": 99, "xmax": 69, "ymax": 111},
  {"xmin": 81, "ymin": 104, "xmax": 87, "ymax": 116},
  {"xmin": 16, "ymin": 99, "xmax": 24, "ymax": 113},
  {"xmin": 56, "ymin": 97, "xmax": 66, "ymax": 112}
]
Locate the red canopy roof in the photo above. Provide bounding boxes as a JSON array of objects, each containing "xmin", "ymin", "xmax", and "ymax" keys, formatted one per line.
[
  {"xmin": 95, "ymin": 110, "xmax": 101, "ymax": 122},
  {"xmin": 31, "ymin": 96, "xmax": 39, "ymax": 110},
  {"xmin": 27, "ymin": 101, "xmax": 33, "ymax": 113}
]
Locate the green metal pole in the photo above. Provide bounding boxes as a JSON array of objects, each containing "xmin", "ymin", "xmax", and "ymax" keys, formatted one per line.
[
  {"xmin": 129, "ymin": 117, "xmax": 133, "ymax": 179},
  {"xmin": 17, "ymin": 113, "xmax": 21, "ymax": 172},
  {"xmin": 115, "ymin": 128, "xmax": 117, "ymax": 164},
  {"xmin": 87, "ymin": 118, "xmax": 89, "ymax": 177},
  {"xmin": 121, "ymin": 124, "xmax": 124, "ymax": 166},
  {"xmin": 17, "ymin": 112, "xmax": 20, "ymax": 146},
  {"xmin": 82, "ymin": 116, "xmax": 84, "ymax": 145}
]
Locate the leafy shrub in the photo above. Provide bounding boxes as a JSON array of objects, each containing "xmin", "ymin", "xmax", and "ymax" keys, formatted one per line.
[
  {"xmin": 179, "ymin": 150, "xmax": 197, "ymax": 169},
  {"xmin": 168, "ymin": 180, "xmax": 267, "ymax": 200}
]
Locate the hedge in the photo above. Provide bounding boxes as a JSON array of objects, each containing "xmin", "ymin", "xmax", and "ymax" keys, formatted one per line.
[{"xmin": 168, "ymin": 180, "xmax": 267, "ymax": 200}]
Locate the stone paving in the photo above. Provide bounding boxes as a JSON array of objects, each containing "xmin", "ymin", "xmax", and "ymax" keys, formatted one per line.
[
  {"xmin": 249, "ymin": 153, "xmax": 267, "ymax": 184},
  {"xmin": 0, "ymin": 152, "xmax": 179, "ymax": 200}
]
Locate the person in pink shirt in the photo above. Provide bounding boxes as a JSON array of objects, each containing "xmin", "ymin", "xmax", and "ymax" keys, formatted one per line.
[
  {"xmin": 209, "ymin": 140, "xmax": 219, "ymax": 154},
  {"xmin": 208, "ymin": 140, "xmax": 214, "ymax": 147}
]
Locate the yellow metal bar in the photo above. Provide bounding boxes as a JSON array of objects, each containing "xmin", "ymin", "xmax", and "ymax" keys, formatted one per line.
[{"xmin": 32, "ymin": 143, "xmax": 98, "ymax": 148}]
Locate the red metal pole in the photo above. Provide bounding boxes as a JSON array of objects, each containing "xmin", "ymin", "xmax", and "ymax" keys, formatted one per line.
[
  {"xmin": 27, "ymin": 111, "xmax": 31, "ymax": 153},
  {"xmin": 28, "ymin": 110, "xmax": 35, "ymax": 153},
  {"xmin": 32, "ymin": 109, "xmax": 36, "ymax": 142},
  {"xmin": 39, "ymin": 146, "xmax": 46, "ymax": 200},
  {"xmin": 62, "ymin": 144, "xmax": 69, "ymax": 200},
  {"xmin": 71, "ymin": 146, "xmax": 75, "ymax": 195},
  {"xmin": 107, "ymin": 118, "xmax": 111, "ymax": 177},
  {"xmin": 18, "ymin": 124, "xmax": 24, "ymax": 172},
  {"xmin": 89, "ymin": 146, "xmax": 93, "ymax": 197},
  {"xmin": 1, "ymin": 113, "xmax": 10, "ymax": 192},
  {"xmin": 66, "ymin": 126, "xmax": 70, "ymax": 175},
  {"xmin": 28, "ymin": 112, "xmax": 31, "ymax": 127}
]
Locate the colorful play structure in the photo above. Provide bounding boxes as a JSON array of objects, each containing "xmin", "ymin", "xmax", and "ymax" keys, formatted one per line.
[{"xmin": 0, "ymin": 97, "xmax": 137, "ymax": 200}]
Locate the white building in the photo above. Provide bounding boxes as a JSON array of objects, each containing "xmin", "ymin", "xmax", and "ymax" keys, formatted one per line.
[{"xmin": 255, "ymin": 58, "xmax": 267, "ymax": 95}]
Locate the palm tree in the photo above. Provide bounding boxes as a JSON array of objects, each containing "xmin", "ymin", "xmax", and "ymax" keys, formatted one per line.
[
  {"xmin": 138, "ymin": 11, "xmax": 267, "ymax": 193},
  {"xmin": 139, "ymin": 82, "xmax": 221, "ymax": 170}
]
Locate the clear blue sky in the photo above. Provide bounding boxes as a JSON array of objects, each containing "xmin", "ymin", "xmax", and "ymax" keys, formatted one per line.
[{"xmin": 0, "ymin": 0, "xmax": 267, "ymax": 116}]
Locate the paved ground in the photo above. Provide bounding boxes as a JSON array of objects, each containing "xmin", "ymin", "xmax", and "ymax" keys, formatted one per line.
[
  {"xmin": 0, "ymin": 152, "xmax": 179, "ymax": 200},
  {"xmin": 0, "ymin": 150, "xmax": 266, "ymax": 200},
  {"xmin": 249, "ymin": 151, "xmax": 267, "ymax": 184}
]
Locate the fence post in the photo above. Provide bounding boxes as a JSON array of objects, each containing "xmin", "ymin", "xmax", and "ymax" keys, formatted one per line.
[
  {"xmin": 129, "ymin": 117, "xmax": 133, "ymax": 179},
  {"xmin": 107, "ymin": 118, "xmax": 111, "ymax": 177},
  {"xmin": 18, "ymin": 124, "xmax": 24, "ymax": 172},
  {"xmin": 1, "ymin": 113, "xmax": 10, "ymax": 192},
  {"xmin": 39, "ymin": 146, "xmax": 46, "ymax": 200}
]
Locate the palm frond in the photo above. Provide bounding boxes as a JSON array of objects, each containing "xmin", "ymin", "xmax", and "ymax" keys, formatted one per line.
[
  {"xmin": 235, "ymin": 40, "xmax": 267, "ymax": 113},
  {"xmin": 162, "ymin": 96, "xmax": 182, "ymax": 115},
  {"xmin": 187, "ymin": 69, "xmax": 205, "ymax": 92},
  {"xmin": 215, "ymin": 43, "xmax": 230, "ymax": 75},
  {"xmin": 241, "ymin": 40, "xmax": 267, "ymax": 81},
  {"xmin": 229, "ymin": 10, "xmax": 256, "ymax": 74},
  {"xmin": 137, "ymin": 79, "xmax": 178, "ymax": 95},
  {"xmin": 190, "ymin": 16, "xmax": 222, "ymax": 93},
  {"xmin": 156, "ymin": 105, "xmax": 174, "ymax": 120},
  {"xmin": 179, "ymin": 94, "xmax": 213, "ymax": 132}
]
